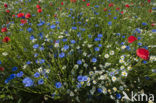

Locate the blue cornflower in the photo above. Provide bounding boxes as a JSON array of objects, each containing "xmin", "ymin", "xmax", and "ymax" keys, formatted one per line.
[
  {"xmin": 12, "ymin": 67, "xmax": 18, "ymax": 71},
  {"xmin": 95, "ymin": 24, "xmax": 99, "ymax": 27},
  {"xmin": 116, "ymin": 33, "xmax": 120, "ymax": 36},
  {"xmin": 91, "ymin": 58, "xmax": 97, "ymax": 63},
  {"xmin": 39, "ymin": 59, "xmax": 45, "ymax": 64},
  {"xmin": 62, "ymin": 38, "xmax": 67, "ymax": 42},
  {"xmin": 5, "ymin": 78, "xmax": 11, "ymax": 84},
  {"xmin": 26, "ymin": 61, "xmax": 31, "ymax": 65},
  {"xmin": 143, "ymin": 61, "xmax": 147, "ymax": 64},
  {"xmin": 98, "ymin": 34, "xmax": 103, "ymax": 38},
  {"xmin": 95, "ymin": 47, "xmax": 100, "ymax": 51},
  {"xmin": 77, "ymin": 60, "xmax": 82, "ymax": 65},
  {"xmin": 88, "ymin": 35, "xmax": 92, "ymax": 38},
  {"xmin": 152, "ymin": 29, "xmax": 156, "ymax": 32},
  {"xmin": 23, "ymin": 77, "xmax": 34, "ymax": 87},
  {"xmin": 27, "ymin": 27, "xmax": 33, "ymax": 33},
  {"xmin": 59, "ymin": 52, "xmax": 65, "ymax": 58},
  {"xmin": 17, "ymin": 71, "xmax": 24, "ymax": 77},
  {"xmin": 72, "ymin": 27, "xmax": 77, "ymax": 30},
  {"xmin": 95, "ymin": 5, "xmax": 99, "ymax": 8},
  {"xmin": 38, "ymin": 79, "xmax": 44, "ymax": 85},
  {"xmin": 70, "ymin": 40, "xmax": 76, "ymax": 44},
  {"xmin": 40, "ymin": 46, "xmax": 44, "ymax": 51},
  {"xmin": 50, "ymin": 24, "xmax": 56, "ymax": 29},
  {"xmin": 94, "ymin": 38, "xmax": 101, "ymax": 41},
  {"xmin": 138, "ymin": 42, "xmax": 142, "ymax": 46},
  {"xmin": 142, "ymin": 22, "xmax": 147, "ymax": 26},
  {"xmin": 97, "ymin": 88, "xmax": 103, "ymax": 93},
  {"xmin": 143, "ymin": 46, "xmax": 148, "ymax": 49},
  {"xmin": 34, "ymin": 72, "xmax": 40, "ymax": 78},
  {"xmin": 77, "ymin": 83, "xmax": 82, "ymax": 88},
  {"xmin": 122, "ymin": 36, "xmax": 125, "ymax": 38},
  {"xmin": 34, "ymin": 53, "xmax": 38, "ymax": 57},
  {"xmin": 98, "ymin": 44, "xmax": 102, "ymax": 47},
  {"xmin": 121, "ymin": 42, "xmax": 125, "ymax": 45},
  {"xmin": 10, "ymin": 74, "xmax": 16, "ymax": 79},
  {"xmin": 33, "ymin": 44, "xmax": 39, "ymax": 49},
  {"xmin": 37, "ymin": 21, "xmax": 45, "ymax": 26},
  {"xmin": 116, "ymin": 93, "xmax": 121, "ymax": 99},
  {"xmin": 30, "ymin": 35, "xmax": 35, "ymax": 40},
  {"xmin": 55, "ymin": 21, "xmax": 59, "ymax": 24},
  {"xmin": 83, "ymin": 76, "xmax": 88, "ymax": 81},
  {"xmin": 114, "ymin": 17, "xmax": 117, "ymax": 19},
  {"xmin": 77, "ymin": 76, "xmax": 83, "ymax": 82},
  {"xmin": 63, "ymin": 45, "xmax": 69, "ymax": 50},
  {"xmin": 135, "ymin": 28, "xmax": 141, "ymax": 33},
  {"xmin": 55, "ymin": 82, "xmax": 62, "ymax": 88},
  {"xmin": 108, "ymin": 21, "xmax": 112, "ymax": 26},
  {"xmin": 138, "ymin": 37, "xmax": 141, "ymax": 40},
  {"xmin": 145, "ymin": 76, "xmax": 150, "ymax": 80},
  {"xmin": 80, "ymin": 28, "xmax": 86, "ymax": 31},
  {"xmin": 126, "ymin": 46, "xmax": 130, "ymax": 50},
  {"xmin": 0, "ymin": 60, "xmax": 1, "ymax": 64},
  {"xmin": 108, "ymin": 13, "xmax": 111, "ymax": 15}
]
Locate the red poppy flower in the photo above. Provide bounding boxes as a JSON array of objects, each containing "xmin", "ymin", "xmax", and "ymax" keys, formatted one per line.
[
  {"xmin": 12, "ymin": 14, "xmax": 15, "ymax": 17},
  {"xmin": 0, "ymin": 67, "xmax": 4, "ymax": 71},
  {"xmin": 104, "ymin": 8, "xmax": 107, "ymax": 11},
  {"xmin": 121, "ymin": 11, "xmax": 124, "ymax": 14},
  {"xmin": 109, "ymin": 3, "xmax": 114, "ymax": 7},
  {"xmin": 37, "ymin": 9, "xmax": 42, "ymax": 13},
  {"xmin": 25, "ymin": 13, "xmax": 31, "ymax": 18},
  {"xmin": 4, "ymin": 4, "xmax": 8, "ymax": 8},
  {"xmin": 36, "ymin": 5, "xmax": 41, "ymax": 9},
  {"xmin": 20, "ymin": 19, "xmax": 27, "ymax": 24},
  {"xmin": 116, "ymin": 7, "xmax": 120, "ymax": 10},
  {"xmin": 3, "ymin": 36, "xmax": 10, "ymax": 43},
  {"xmin": 151, "ymin": 23, "xmax": 156, "ymax": 26},
  {"xmin": 86, "ymin": 3, "xmax": 90, "ymax": 6},
  {"xmin": 136, "ymin": 48, "xmax": 149, "ymax": 60},
  {"xmin": 17, "ymin": 13, "xmax": 24, "ymax": 18},
  {"xmin": 6, "ymin": 10, "xmax": 10, "ymax": 13},
  {"xmin": 125, "ymin": 4, "xmax": 130, "ymax": 8},
  {"xmin": 149, "ymin": 9, "xmax": 152, "ymax": 13},
  {"xmin": 82, "ymin": 0, "xmax": 85, "ymax": 1},
  {"xmin": 1, "ymin": 27, "xmax": 7, "ymax": 32},
  {"xmin": 61, "ymin": 2, "xmax": 64, "ymax": 5},
  {"xmin": 147, "ymin": 0, "xmax": 151, "ymax": 3},
  {"xmin": 128, "ymin": 36, "xmax": 137, "ymax": 43}
]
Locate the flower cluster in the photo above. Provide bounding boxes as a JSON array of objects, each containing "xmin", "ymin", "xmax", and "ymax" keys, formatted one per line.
[{"xmin": 0, "ymin": 0, "xmax": 155, "ymax": 102}]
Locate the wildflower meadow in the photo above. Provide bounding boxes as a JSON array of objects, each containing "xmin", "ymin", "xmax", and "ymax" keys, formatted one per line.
[{"xmin": 0, "ymin": 0, "xmax": 156, "ymax": 103}]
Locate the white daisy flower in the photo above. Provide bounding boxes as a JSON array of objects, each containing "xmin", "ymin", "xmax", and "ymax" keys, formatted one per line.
[
  {"xmin": 109, "ymin": 51, "xmax": 114, "ymax": 55},
  {"xmin": 93, "ymin": 80, "xmax": 97, "ymax": 84},
  {"xmin": 113, "ymin": 87, "xmax": 117, "ymax": 92},
  {"xmin": 83, "ymin": 52, "xmax": 87, "ymax": 56},
  {"xmin": 112, "ymin": 76, "xmax": 117, "ymax": 82},
  {"xmin": 54, "ymin": 43, "xmax": 59, "ymax": 48},
  {"xmin": 121, "ymin": 45, "xmax": 126, "ymax": 49},
  {"xmin": 89, "ymin": 71, "xmax": 94, "ymax": 75},
  {"xmin": 104, "ymin": 54, "xmax": 109, "ymax": 58},
  {"xmin": 122, "ymin": 71, "xmax": 128, "ymax": 77},
  {"xmin": 120, "ymin": 66, "xmax": 125, "ymax": 70},
  {"xmin": 120, "ymin": 55, "xmax": 125, "ymax": 60},
  {"xmin": 38, "ymin": 67, "xmax": 43, "ymax": 72},
  {"xmin": 87, "ymin": 82, "xmax": 90, "ymax": 86},
  {"xmin": 119, "ymin": 59, "xmax": 125, "ymax": 63},
  {"xmin": 127, "ymin": 66, "xmax": 132, "ymax": 70},
  {"xmin": 70, "ymin": 91, "xmax": 74, "ymax": 97},
  {"xmin": 2, "ymin": 52, "xmax": 8, "ymax": 56},
  {"xmin": 102, "ymin": 88, "xmax": 107, "ymax": 94}
]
